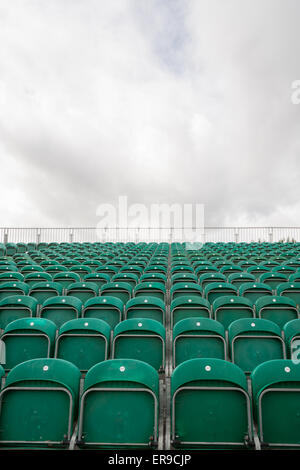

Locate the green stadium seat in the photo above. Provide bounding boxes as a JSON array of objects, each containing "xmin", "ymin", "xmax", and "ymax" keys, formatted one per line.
[
  {"xmin": 170, "ymin": 283, "xmax": 202, "ymax": 302},
  {"xmin": 171, "ymin": 273, "xmax": 198, "ymax": 285},
  {"xmin": 54, "ymin": 318, "xmax": 111, "ymax": 372},
  {"xmin": 0, "ymin": 272, "xmax": 25, "ymax": 285},
  {"xmin": 198, "ymin": 273, "xmax": 226, "ymax": 289},
  {"xmin": 277, "ymin": 282, "xmax": 300, "ymax": 308},
  {"xmin": 259, "ymin": 272, "xmax": 288, "ymax": 290},
  {"xmin": 83, "ymin": 296, "xmax": 124, "ymax": 328},
  {"xmin": 66, "ymin": 282, "xmax": 99, "ymax": 303},
  {"xmin": 0, "ymin": 358, "xmax": 80, "ymax": 448},
  {"xmin": 82, "ymin": 273, "xmax": 110, "ymax": 289},
  {"xmin": 1, "ymin": 317, "xmax": 57, "ymax": 370},
  {"xmin": 100, "ymin": 282, "xmax": 132, "ymax": 303},
  {"xmin": 69, "ymin": 265, "xmax": 93, "ymax": 280},
  {"xmin": 204, "ymin": 282, "xmax": 238, "ymax": 304},
  {"xmin": 171, "ymin": 358, "xmax": 253, "ymax": 448},
  {"xmin": 134, "ymin": 282, "xmax": 166, "ymax": 302},
  {"xmin": 227, "ymin": 273, "xmax": 256, "ymax": 289},
  {"xmin": 283, "ymin": 319, "xmax": 300, "ymax": 359},
  {"xmin": 77, "ymin": 359, "xmax": 159, "ymax": 448},
  {"xmin": 0, "ymin": 296, "xmax": 38, "ymax": 331},
  {"xmin": 52, "ymin": 271, "xmax": 81, "ymax": 289},
  {"xmin": 213, "ymin": 296, "xmax": 254, "ymax": 330},
  {"xmin": 140, "ymin": 273, "xmax": 167, "ymax": 285},
  {"xmin": 171, "ymin": 296, "xmax": 211, "ymax": 328},
  {"xmin": 125, "ymin": 297, "xmax": 165, "ymax": 324},
  {"xmin": 239, "ymin": 282, "xmax": 273, "ymax": 304},
  {"xmin": 251, "ymin": 359, "xmax": 300, "ymax": 448},
  {"xmin": 172, "ymin": 318, "xmax": 226, "ymax": 367},
  {"xmin": 24, "ymin": 272, "xmax": 53, "ymax": 288},
  {"xmin": 228, "ymin": 318, "xmax": 286, "ymax": 373},
  {"xmin": 0, "ymin": 282, "xmax": 29, "ymax": 301},
  {"xmin": 112, "ymin": 318, "xmax": 165, "ymax": 372},
  {"xmin": 39, "ymin": 296, "xmax": 82, "ymax": 328},
  {"xmin": 29, "ymin": 281, "xmax": 63, "ymax": 304},
  {"xmin": 255, "ymin": 296, "xmax": 299, "ymax": 329}
]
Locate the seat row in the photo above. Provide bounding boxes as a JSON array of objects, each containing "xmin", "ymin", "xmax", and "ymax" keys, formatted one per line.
[{"xmin": 1, "ymin": 357, "xmax": 300, "ymax": 449}]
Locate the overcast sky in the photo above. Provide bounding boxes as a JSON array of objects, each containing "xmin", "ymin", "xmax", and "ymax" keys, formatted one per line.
[{"xmin": 0, "ymin": 0, "xmax": 300, "ymax": 228}]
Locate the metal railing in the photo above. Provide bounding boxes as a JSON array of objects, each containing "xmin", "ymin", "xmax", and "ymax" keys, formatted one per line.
[{"xmin": 1, "ymin": 227, "xmax": 300, "ymax": 244}]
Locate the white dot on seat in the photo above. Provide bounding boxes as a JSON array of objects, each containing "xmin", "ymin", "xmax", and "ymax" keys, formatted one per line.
[
  {"xmin": 144, "ymin": 299, "xmax": 148, "ymax": 303},
  {"xmin": 84, "ymin": 322, "xmax": 89, "ymax": 327},
  {"xmin": 30, "ymin": 322, "xmax": 34, "ymax": 326},
  {"xmin": 120, "ymin": 366, "xmax": 125, "ymax": 372},
  {"xmin": 43, "ymin": 366, "xmax": 49, "ymax": 371},
  {"xmin": 251, "ymin": 322, "xmax": 256, "ymax": 327},
  {"xmin": 103, "ymin": 299, "xmax": 106, "ymax": 302},
  {"xmin": 196, "ymin": 322, "xmax": 201, "ymax": 326},
  {"xmin": 285, "ymin": 367, "xmax": 291, "ymax": 373},
  {"xmin": 188, "ymin": 299, "xmax": 192, "ymax": 302},
  {"xmin": 273, "ymin": 299, "xmax": 276, "ymax": 302},
  {"xmin": 205, "ymin": 365, "xmax": 211, "ymax": 372},
  {"xmin": 18, "ymin": 299, "xmax": 22, "ymax": 302},
  {"xmin": 138, "ymin": 322, "xmax": 143, "ymax": 327}
]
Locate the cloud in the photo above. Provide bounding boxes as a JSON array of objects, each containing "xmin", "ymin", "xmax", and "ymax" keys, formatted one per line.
[{"xmin": 0, "ymin": 0, "xmax": 300, "ymax": 229}]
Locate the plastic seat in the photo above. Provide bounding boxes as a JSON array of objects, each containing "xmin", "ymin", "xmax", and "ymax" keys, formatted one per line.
[
  {"xmin": 198, "ymin": 273, "xmax": 227, "ymax": 289},
  {"xmin": 213, "ymin": 296, "xmax": 254, "ymax": 329},
  {"xmin": 227, "ymin": 273, "xmax": 256, "ymax": 289},
  {"xmin": 259, "ymin": 272, "xmax": 288, "ymax": 290},
  {"xmin": 95, "ymin": 265, "xmax": 119, "ymax": 279},
  {"xmin": 82, "ymin": 273, "xmax": 110, "ymax": 289},
  {"xmin": 239, "ymin": 282, "xmax": 273, "ymax": 304},
  {"xmin": 1, "ymin": 318, "xmax": 57, "ymax": 370},
  {"xmin": 255, "ymin": 296, "xmax": 299, "ymax": 329},
  {"xmin": 100, "ymin": 282, "xmax": 132, "ymax": 304},
  {"xmin": 277, "ymin": 282, "xmax": 300, "ymax": 308},
  {"xmin": 0, "ymin": 282, "xmax": 29, "ymax": 301},
  {"xmin": 54, "ymin": 318, "xmax": 111, "ymax": 372},
  {"xmin": 29, "ymin": 281, "xmax": 63, "ymax": 304},
  {"xmin": 140, "ymin": 273, "xmax": 167, "ymax": 285},
  {"xmin": 77, "ymin": 359, "xmax": 159, "ymax": 448},
  {"xmin": 251, "ymin": 360, "xmax": 300, "ymax": 448},
  {"xmin": 134, "ymin": 282, "xmax": 166, "ymax": 302},
  {"xmin": 0, "ymin": 296, "xmax": 38, "ymax": 331},
  {"xmin": 66, "ymin": 282, "xmax": 99, "ymax": 303},
  {"xmin": 0, "ymin": 358, "xmax": 81, "ymax": 448},
  {"xmin": 39, "ymin": 296, "xmax": 83, "ymax": 328},
  {"xmin": 52, "ymin": 272, "xmax": 81, "ymax": 289},
  {"xmin": 0, "ymin": 272, "xmax": 25, "ymax": 285},
  {"xmin": 171, "ymin": 296, "xmax": 211, "ymax": 328},
  {"xmin": 83, "ymin": 296, "xmax": 124, "ymax": 328},
  {"xmin": 171, "ymin": 358, "xmax": 253, "ymax": 448},
  {"xmin": 204, "ymin": 282, "xmax": 238, "ymax": 304},
  {"xmin": 171, "ymin": 273, "xmax": 198, "ymax": 285},
  {"xmin": 170, "ymin": 283, "xmax": 202, "ymax": 302},
  {"xmin": 283, "ymin": 319, "xmax": 300, "ymax": 359},
  {"xmin": 24, "ymin": 272, "xmax": 53, "ymax": 288},
  {"xmin": 112, "ymin": 318, "xmax": 165, "ymax": 372},
  {"xmin": 69, "ymin": 265, "xmax": 93, "ymax": 280},
  {"xmin": 228, "ymin": 318, "xmax": 286, "ymax": 373},
  {"xmin": 125, "ymin": 297, "xmax": 165, "ymax": 324},
  {"xmin": 172, "ymin": 318, "xmax": 226, "ymax": 368}
]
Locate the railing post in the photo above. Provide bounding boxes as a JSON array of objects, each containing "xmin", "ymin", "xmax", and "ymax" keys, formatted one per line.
[
  {"xmin": 69, "ymin": 230, "xmax": 73, "ymax": 243},
  {"xmin": 234, "ymin": 229, "xmax": 239, "ymax": 243},
  {"xmin": 3, "ymin": 230, "xmax": 8, "ymax": 244},
  {"xmin": 269, "ymin": 228, "xmax": 273, "ymax": 243},
  {"xmin": 36, "ymin": 229, "xmax": 41, "ymax": 246}
]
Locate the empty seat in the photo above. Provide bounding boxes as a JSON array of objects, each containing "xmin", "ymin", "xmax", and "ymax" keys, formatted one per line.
[
  {"xmin": 134, "ymin": 282, "xmax": 166, "ymax": 302},
  {"xmin": 24, "ymin": 272, "xmax": 53, "ymax": 288},
  {"xmin": 69, "ymin": 265, "xmax": 93, "ymax": 280},
  {"xmin": 171, "ymin": 296, "xmax": 211, "ymax": 328},
  {"xmin": 0, "ymin": 282, "xmax": 29, "ymax": 301},
  {"xmin": 82, "ymin": 273, "xmax": 110, "ymax": 289},
  {"xmin": 39, "ymin": 296, "xmax": 82, "ymax": 328},
  {"xmin": 172, "ymin": 318, "xmax": 226, "ymax": 368},
  {"xmin": 213, "ymin": 296, "xmax": 254, "ymax": 329},
  {"xmin": 66, "ymin": 282, "xmax": 98, "ymax": 303},
  {"xmin": 1, "ymin": 317, "xmax": 57, "ymax": 370},
  {"xmin": 255, "ymin": 296, "xmax": 299, "ymax": 329},
  {"xmin": 227, "ymin": 273, "xmax": 256, "ymax": 289},
  {"xmin": 112, "ymin": 318, "xmax": 165, "ymax": 372},
  {"xmin": 52, "ymin": 272, "xmax": 81, "ymax": 289},
  {"xmin": 228, "ymin": 318, "xmax": 286, "ymax": 373},
  {"xmin": 111, "ymin": 273, "xmax": 139, "ymax": 288},
  {"xmin": 199, "ymin": 273, "xmax": 227, "ymax": 289},
  {"xmin": 125, "ymin": 297, "xmax": 165, "ymax": 324},
  {"xmin": 283, "ymin": 319, "xmax": 300, "ymax": 360},
  {"xmin": 260, "ymin": 272, "xmax": 288, "ymax": 290},
  {"xmin": 171, "ymin": 273, "xmax": 198, "ymax": 285},
  {"xmin": 29, "ymin": 282, "xmax": 63, "ymax": 304},
  {"xmin": 0, "ymin": 358, "xmax": 80, "ymax": 448},
  {"xmin": 95, "ymin": 265, "xmax": 119, "ymax": 279},
  {"xmin": 171, "ymin": 358, "xmax": 253, "ymax": 448},
  {"xmin": 239, "ymin": 282, "xmax": 273, "ymax": 304},
  {"xmin": 251, "ymin": 359, "xmax": 300, "ymax": 448},
  {"xmin": 54, "ymin": 318, "xmax": 111, "ymax": 372},
  {"xmin": 83, "ymin": 296, "xmax": 124, "ymax": 329},
  {"xmin": 170, "ymin": 283, "xmax": 202, "ymax": 302},
  {"xmin": 77, "ymin": 359, "xmax": 159, "ymax": 448},
  {"xmin": 0, "ymin": 272, "xmax": 24, "ymax": 285},
  {"xmin": 204, "ymin": 282, "xmax": 237, "ymax": 304},
  {"xmin": 100, "ymin": 282, "xmax": 132, "ymax": 303},
  {"xmin": 277, "ymin": 282, "xmax": 300, "ymax": 308},
  {"xmin": 0, "ymin": 296, "xmax": 38, "ymax": 331},
  {"xmin": 140, "ymin": 273, "xmax": 167, "ymax": 285}
]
